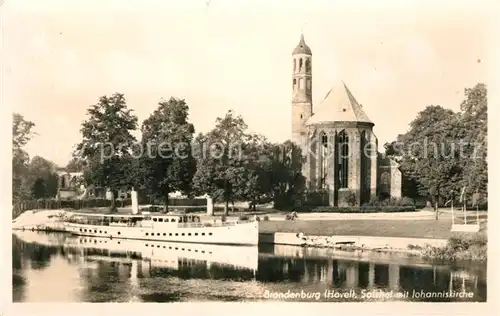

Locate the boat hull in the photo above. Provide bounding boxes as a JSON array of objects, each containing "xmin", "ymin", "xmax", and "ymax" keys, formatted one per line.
[{"xmin": 63, "ymin": 220, "xmax": 259, "ymax": 246}]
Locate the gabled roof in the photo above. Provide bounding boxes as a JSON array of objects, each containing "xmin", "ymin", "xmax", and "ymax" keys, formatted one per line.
[{"xmin": 306, "ymin": 81, "xmax": 373, "ymax": 126}]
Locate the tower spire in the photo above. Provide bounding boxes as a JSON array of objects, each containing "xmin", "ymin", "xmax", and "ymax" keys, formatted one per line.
[{"xmin": 292, "ymin": 32, "xmax": 312, "ymax": 55}]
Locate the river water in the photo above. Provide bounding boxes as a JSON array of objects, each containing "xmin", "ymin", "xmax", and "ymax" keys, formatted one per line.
[{"xmin": 12, "ymin": 231, "xmax": 486, "ymax": 302}]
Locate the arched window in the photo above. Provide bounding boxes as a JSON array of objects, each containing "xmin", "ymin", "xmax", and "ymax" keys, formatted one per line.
[
  {"xmin": 298, "ymin": 78, "xmax": 303, "ymax": 90},
  {"xmin": 337, "ymin": 130, "xmax": 349, "ymax": 188},
  {"xmin": 360, "ymin": 131, "xmax": 369, "ymax": 203},
  {"xmin": 299, "ymin": 58, "xmax": 303, "ymax": 71},
  {"xmin": 320, "ymin": 133, "xmax": 328, "ymax": 189},
  {"xmin": 305, "ymin": 58, "xmax": 311, "ymax": 72},
  {"xmin": 293, "ymin": 78, "xmax": 297, "ymax": 89},
  {"xmin": 293, "ymin": 59, "xmax": 296, "ymax": 72}
]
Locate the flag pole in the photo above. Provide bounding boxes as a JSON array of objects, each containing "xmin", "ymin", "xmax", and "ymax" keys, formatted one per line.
[
  {"xmin": 463, "ymin": 193, "xmax": 467, "ymax": 225},
  {"xmin": 476, "ymin": 191, "xmax": 480, "ymax": 225},
  {"xmin": 451, "ymin": 198, "xmax": 454, "ymax": 226},
  {"xmin": 476, "ymin": 203, "xmax": 479, "ymax": 224}
]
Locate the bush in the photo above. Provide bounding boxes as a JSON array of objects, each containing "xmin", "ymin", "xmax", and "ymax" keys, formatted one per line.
[
  {"xmin": 363, "ymin": 196, "xmax": 415, "ymax": 207},
  {"xmin": 422, "ymin": 232, "xmax": 487, "ymax": 262},
  {"xmin": 293, "ymin": 205, "xmax": 416, "ymax": 213}
]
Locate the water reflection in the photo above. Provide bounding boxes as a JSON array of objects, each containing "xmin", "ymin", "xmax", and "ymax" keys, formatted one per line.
[{"xmin": 12, "ymin": 231, "xmax": 486, "ymax": 302}]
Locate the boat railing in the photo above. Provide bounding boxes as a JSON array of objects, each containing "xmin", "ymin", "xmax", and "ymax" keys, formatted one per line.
[{"xmin": 176, "ymin": 219, "xmax": 254, "ymax": 229}]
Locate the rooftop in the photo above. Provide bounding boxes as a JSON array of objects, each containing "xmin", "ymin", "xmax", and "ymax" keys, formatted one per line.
[{"xmin": 306, "ymin": 81, "xmax": 373, "ymax": 126}]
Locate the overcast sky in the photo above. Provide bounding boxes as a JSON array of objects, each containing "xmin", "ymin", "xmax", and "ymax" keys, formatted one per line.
[{"xmin": 3, "ymin": 0, "xmax": 493, "ymax": 166}]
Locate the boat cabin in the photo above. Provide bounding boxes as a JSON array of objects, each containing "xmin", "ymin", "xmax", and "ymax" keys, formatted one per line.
[{"xmin": 68, "ymin": 213, "xmax": 202, "ymax": 227}]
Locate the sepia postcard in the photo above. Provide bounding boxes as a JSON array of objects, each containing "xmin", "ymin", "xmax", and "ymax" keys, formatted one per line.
[{"xmin": 2, "ymin": 0, "xmax": 498, "ymax": 315}]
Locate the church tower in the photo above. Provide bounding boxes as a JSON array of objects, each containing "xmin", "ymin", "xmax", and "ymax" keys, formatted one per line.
[{"xmin": 291, "ymin": 34, "xmax": 313, "ymax": 149}]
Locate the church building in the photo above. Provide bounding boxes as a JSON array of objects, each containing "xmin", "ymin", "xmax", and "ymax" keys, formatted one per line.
[{"xmin": 290, "ymin": 34, "xmax": 402, "ymax": 207}]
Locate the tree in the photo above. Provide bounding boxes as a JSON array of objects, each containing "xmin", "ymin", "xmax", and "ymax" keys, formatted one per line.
[
  {"xmin": 139, "ymin": 97, "xmax": 196, "ymax": 211},
  {"xmin": 269, "ymin": 141, "xmax": 306, "ymax": 208},
  {"xmin": 234, "ymin": 134, "xmax": 274, "ymax": 210},
  {"xmin": 28, "ymin": 156, "xmax": 59, "ymax": 198},
  {"xmin": 385, "ymin": 105, "xmax": 463, "ymax": 203},
  {"xmin": 192, "ymin": 110, "xmax": 251, "ymax": 215},
  {"xmin": 65, "ymin": 157, "xmax": 85, "ymax": 172},
  {"xmin": 459, "ymin": 83, "xmax": 487, "ymax": 205},
  {"xmin": 74, "ymin": 93, "xmax": 138, "ymax": 212},
  {"xmin": 12, "ymin": 113, "xmax": 36, "ymax": 202},
  {"xmin": 385, "ymin": 83, "xmax": 488, "ymax": 207}
]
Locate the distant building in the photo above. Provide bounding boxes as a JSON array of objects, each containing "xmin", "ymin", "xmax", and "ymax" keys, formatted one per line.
[
  {"xmin": 56, "ymin": 171, "xmax": 84, "ymax": 200},
  {"xmin": 56, "ymin": 171, "xmax": 130, "ymax": 200},
  {"xmin": 290, "ymin": 34, "xmax": 401, "ymax": 206}
]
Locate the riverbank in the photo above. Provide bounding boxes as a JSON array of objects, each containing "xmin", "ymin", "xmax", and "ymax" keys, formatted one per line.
[
  {"xmin": 12, "ymin": 208, "xmax": 488, "ymax": 261},
  {"xmin": 259, "ymin": 218, "xmax": 462, "ymax": 239},
  {"xmin": 258, "ymin": 218, "xmax": 487, "ymax": 262}
]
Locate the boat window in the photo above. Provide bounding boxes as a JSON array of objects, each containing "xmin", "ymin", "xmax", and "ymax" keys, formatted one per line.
[
  {"xmin": 158, "ymin": 218, "xmax": 163, "ymax": 222},
  {"xmin": 179, "ymin": 217, "xmax": 183, "ymax": 223},
  {"xmin": 171, "ymin": 218, "xmax": 176, "ymax": 222},
  {"xmin": 145, "ymin": 216, "xmax": 151, "ymax": 220},
  {"xmin": 153, "ymin": 218, "xmax": 157, "ymax": 222},
  {"xmin": 209, "ymin": 233, "xmax": 212, "ymax": 236}
]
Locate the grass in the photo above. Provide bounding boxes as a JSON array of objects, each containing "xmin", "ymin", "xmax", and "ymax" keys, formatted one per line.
[{"xmin": 259, "ymin": 218, "xmax": 487, "ymax": 239}]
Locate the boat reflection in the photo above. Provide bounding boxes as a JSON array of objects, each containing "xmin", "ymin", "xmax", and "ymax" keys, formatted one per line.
[
  {"xmin": 12, "ymin": 232, "xmax": 487, "ymax": 302},
  {"xmin": 13, "ymin": 230, "xmax": 258, "ymax": 276}
]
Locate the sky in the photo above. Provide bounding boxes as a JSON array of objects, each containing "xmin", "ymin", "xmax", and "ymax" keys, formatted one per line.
[{"xmin": 3, "ymin": 0, "xmax": 494, "ymax": 166}]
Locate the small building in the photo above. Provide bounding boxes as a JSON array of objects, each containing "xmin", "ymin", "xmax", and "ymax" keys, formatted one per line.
[{"xmin": 56, "ymin": 171, "xmax": 84, "ymax": 200}]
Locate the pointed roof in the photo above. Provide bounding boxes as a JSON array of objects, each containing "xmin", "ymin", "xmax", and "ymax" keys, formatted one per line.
[
  {"xmin": 292, "ymin": 34, "xmax": 312, "ymax": 55},
  {"xmin": 306, "ymin": 81, "xmax": 373, "ymax": 126}
]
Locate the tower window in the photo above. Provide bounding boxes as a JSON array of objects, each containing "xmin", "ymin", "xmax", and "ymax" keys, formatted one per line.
[
  {"xmin": 298, "ymin": 78, "xmax": 303, "ymax": 89},
  {"xmin": 300, "ymin": 114, "xmax": 303, "ymax": 119},
  {"xmin": 299, "ymin": 58, "xmax": 303, "ymax": 71},
  {"xmin": 305, "ymin": 58, "xmax": 311, "ymax": 72},
  {"xmin": 293, "ymin": 78, "xmax": 297, "ymax": 89},
  {"xmin": 293, "ymin": 59, "xmax": 296, "ymax": 72}
]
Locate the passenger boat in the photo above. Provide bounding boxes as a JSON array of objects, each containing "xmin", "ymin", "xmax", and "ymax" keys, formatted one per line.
[{"xmin": 63, "ymin": 212, "xmax": 259, "ymax": 246}]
